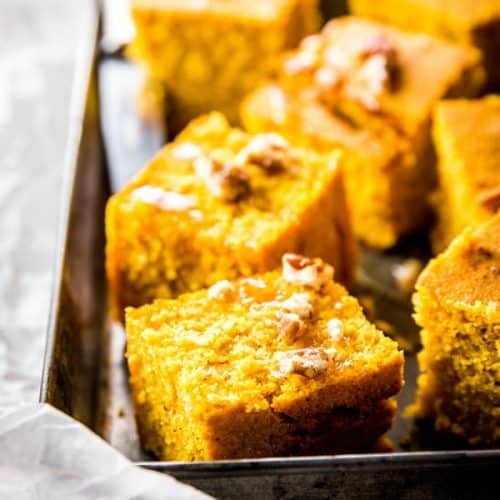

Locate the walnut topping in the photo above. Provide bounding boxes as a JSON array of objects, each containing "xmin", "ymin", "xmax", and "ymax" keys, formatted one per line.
[
  {"xmin": 477, "ymin": 185, "xmax": 500, "ymax": 213},
  {"xmin": 277, "ymin": 312, "xmax": 304, "ymax": 341},
  {"xmin": 235, "ymin": 133, "xmax": 293, "ymax": 173},
  {"xmin": 193, "ymin": 155, "xmax": 251, "ymax": 202},
  {"xmin": 131, "ymin": 186, "xmax": 196, "ymax": 211},
  {"xmin": 276, "ymin": 348, "xmax": 329, "ymax": 378},
  {"xmin": 327, "ymin": 318, "xmax": 344, "ymax": 341},
  {"xmin": 284, "ymin": 35, "xmax": 323, "ymax": 75},
  {"xmin": 282, "ymin": 254, "xmax": 334, "ymax": 291},
  {"xmin": 171, "ymin": 141, "xmax": 202, "ymax": 160},
  {"xmin": 207, "ymin": 280, "xmax": 236, "ymax": 301},
  {"xmin": 289, "ymin": 27, "xmax": 397, "ymax": 113},
  {"xmin": 281, "ymin": 293, "xmax": 313, "ymax": 319}
]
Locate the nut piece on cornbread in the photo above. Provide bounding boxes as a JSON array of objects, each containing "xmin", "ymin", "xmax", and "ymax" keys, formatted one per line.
[
  {"xmin": 432, "ymin": 96, "xmax": 500, "ymax": 252},
  {"xmin": 126, "ymin": 254, "xmax": 404, "ymax": 460},
  {"xmin": 106, "ymin": 112, "xmax": 357, "ymax": 318},
  {"xmin": 241, "ymin": 16, "xmax": 485, "ymax": 249},
  {"xmin": 128, "ymin": 0, "xmax": 321, "ymax": 132},
  {"xmin": 408, "ymin": 214, "xmax": 500, "ymax": 446},
  {"xmin": 348, "ymin": 0, "xmax": 500, "ymax": 90}
]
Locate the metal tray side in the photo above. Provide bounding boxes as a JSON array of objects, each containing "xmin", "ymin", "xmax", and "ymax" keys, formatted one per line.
[{"xmin": 40, "ymin": 3, "xmax": 108, "ymax": 431}]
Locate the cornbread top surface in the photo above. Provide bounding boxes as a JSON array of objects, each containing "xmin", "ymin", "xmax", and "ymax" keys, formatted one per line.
[
  {"xmin": 395, "ymin": 0, "xmax": 500, "ymax": 26},
  {"xmin": 126, "ymin": 255, "xmax": 403, "ymax": 416},
  {"xmin": 278, "ymin": 16, "xmax": 483, "ymax": 137},
  {"xmin": 131, "ymin": 0, "xmax": 298, "ymax": 20},
  {"xmin": 418, "ymin": 213, "xmax": 500, "ymax": 310},
  {"xmin": 242, "ymin": 82, "xmax": 404, "ymax": 154},
  {"xmin": 114, "ymin": 112, "xmax": 342, "ymax": 256},
  {"xmin": 434, "ymin": 96, "xmax": 500, "ymax": 215}
]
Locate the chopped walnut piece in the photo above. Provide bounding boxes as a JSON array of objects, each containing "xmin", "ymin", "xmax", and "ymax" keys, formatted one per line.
[
  {"xmin": 327, "ymin": 318, "xmax": 344, "ymax": 341},
  {"xmin": 477, "ymin": 185, "xmax": 500, "ymax": 213},
  {"xmin": 171, "ymin": 141, "xmax": 202, "ymax": 160},
  {"xmin": 193, "ymin": 155, "xmax": 251, "ymax": 202},
  {"xmin": 277, "ymin": 312, "xmax": 304, "ymax": 341},
  {"xmin": 282, "ymin": 253, "xmax": 334, "ymax": 291},
  {"xmin": 347, "ymin": 53, "xmax": 391, "ymax": 112},
  {"xmin": 276, "ymin": 348, "xmax": 329, "ymax": 378},
  {"xmin": 207, "ymin": 280, "xmax": 237, "ymax": 301},
  {"xmin": 284, "ymin": 35, "xmax": 322, "ymax": 75},
  {"xmin": 131, "ymin": 186, "xmax": 196, "ymax": 211},
  {"xmin": 281, "ymin": 292, "xmax": 313, "ymax": 319},
  {"xmin": 236, "ymin": 133, "xmax": 293, "ymax": 173}
]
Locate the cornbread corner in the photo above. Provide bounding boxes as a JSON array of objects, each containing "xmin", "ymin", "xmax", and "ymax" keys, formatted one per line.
[
  {"xmin": 126, "ymin": 254, "xmax": 404, "ymax": 460},
  {"xmin": 241, "ymin": 16, "xmax": 485, "ymax": 249},
  {"xmin": 432, "ymin": 96, "xmax": 500, "ymax": 252},
  {"xmin": 348, "ymin": 0, "xmax": 500, "ymax": 90},
  {"xmin": 408, "ymin": 213, "xmax": 500, "ymax": 446},
  {"xmin": 128, "ymin": 0, "xmax": 321, "ymax": 133},
  {"xmin": 106, "ymin": 112, "xmax": 357, "ymax": 319}
]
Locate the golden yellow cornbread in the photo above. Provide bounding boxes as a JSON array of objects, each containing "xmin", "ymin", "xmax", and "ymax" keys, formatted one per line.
[
  {"xmin": 348, "ymin": 0, "xmax": 500, "ymax": 90},
  {"xmin": 241, "ymin": 16, "xmax": 485, "ymax": 248},
  {"xmin": 129, "ymin": 0, "xmax": 320, "ymax": 132},
  {"xmin": 106, "ymin": 113, "xmax": 357, "ymax": 318},
  {"xmin": 432, "ymin": 96, "xmax": 500, "ymax": 252},
  {"xmin": 408, "ymin": 214, "xmax": 500, "ymax": 446},
  {"xmin": 126, "ymin": 254, "xmax": 404, "ymax": 460}
]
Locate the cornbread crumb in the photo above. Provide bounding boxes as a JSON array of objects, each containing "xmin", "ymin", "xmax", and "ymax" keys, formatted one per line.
[
  {"xmin": 106, "ymin": 113, "xmax": 357, "ymax": 317},
  {"xmin": 327, "ymin": 318, "xmax": 344, "ymax": 341},
  {"xmin": 126, "ymin": 255, "xmax": 404, "ymax": 460},
  {"xmin": 408, "ymin": 214, "xmax": 500, "ymax": 446}
]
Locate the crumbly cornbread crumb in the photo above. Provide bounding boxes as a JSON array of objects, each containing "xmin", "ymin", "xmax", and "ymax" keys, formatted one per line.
[
  {"xmin": 408, "ymin": 214, "xmax": 500, "ymax": 446},
  {"xmin": 106, "ymin": 113, "xmax": 357, "ymax": 318},
  {"xmin": 126, "ymin": 254, "xmax": 404, "ymax": 460}
]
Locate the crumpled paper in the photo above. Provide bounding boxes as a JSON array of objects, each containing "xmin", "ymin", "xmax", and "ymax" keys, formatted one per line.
[{"xmin": 0, "ymin": 403, "xmax": 212, "ymax": 500}]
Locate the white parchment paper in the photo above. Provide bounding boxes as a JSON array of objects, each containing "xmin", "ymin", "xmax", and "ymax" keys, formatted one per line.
[{"xmin": 0, "ymin": 404, "xmax": 211, "ymax": 500}]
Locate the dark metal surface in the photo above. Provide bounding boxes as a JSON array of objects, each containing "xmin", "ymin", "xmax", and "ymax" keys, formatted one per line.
[{"xmin": 40, "ymin": 4, "xmax": 500, "ymax": 498}]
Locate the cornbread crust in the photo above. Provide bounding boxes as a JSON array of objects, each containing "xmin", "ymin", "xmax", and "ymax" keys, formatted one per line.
[
  {"xmin": 408, "ymin": 214, "xmax": 500, "ymax": 446},
  {"xmin": 129, "ymin": 0, "xmax": 320, "ymax": 132},
  {"xmin": 241, "ymin": 17, "xmax": 484, "ymax": 248},
  {"xmin": 106, "ymin": 113, "xmax": 357, "ymax": 318},
  {"xmin": 349, "ymin": 0, "xmax": 500, "ymax": 90},
  {"xmin": 126, "ymin": 256, "xmax": 404, "ymax": 460},
  {"xmin": 432, "ymin": 96, "xmax": 500, "ymax": 252}
]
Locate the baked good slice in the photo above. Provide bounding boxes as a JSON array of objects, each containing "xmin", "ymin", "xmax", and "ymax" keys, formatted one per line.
[
  {"xmin": 106, "ymin": 112, "xmax": 357, "ymax": 318},
  {"xmin": 241, "ymin": 16, "xmax": 484, "ymax": 248},
  {"xmin": 348, "ymin": 0, "xmax": 500, "ymax": 90},
  {"xmin": 128, "ymin": 0, "xmax": 321, "ymax": 132},
  {"xmin": 408, "ymin": 213, "xmax": 500, "ymax": 446},
  {"xmin": 126, "ymin": 254, "xmax": 404, "ymax": 460},
  {"xmin": 432, "ymin": 96, "xmax": 500, "ymax": 251}
]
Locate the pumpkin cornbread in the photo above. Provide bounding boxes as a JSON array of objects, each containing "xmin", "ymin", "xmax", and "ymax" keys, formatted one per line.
[
  {"xmin": 128, "ymin": 0, "xmax": 320, "ymax": 133},
  {"xmin": 408, "ymin": 214, "xmax": 500, "ymax": 446},
  {"xmin": 241, "ymin": 16, "xmax": 485, "ymax": 248},
  {"xmin": 126, "ymin": 254, "xmax": 404, "ymax": 460},
  {"xmin": 432, "ymin": 96, "xmax": 500, "ymax": 252},
  {"xmin": 348, "ymin": 0, "xmax": 500, "ymax": 90},
  {"xmin": 106, "ymin": 113, "xmax": 357, "ymax": 318}
]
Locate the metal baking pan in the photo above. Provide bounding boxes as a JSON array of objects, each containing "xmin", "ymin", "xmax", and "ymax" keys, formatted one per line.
[{"xmin": 40, "ymin": 3, "xmax": 499, "ymax": 498}]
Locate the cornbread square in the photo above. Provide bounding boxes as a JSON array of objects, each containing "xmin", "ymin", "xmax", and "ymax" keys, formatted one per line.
[
  {"xmin": 432, "ymin": 96, "xmax": 500, "ymax": 251},
  {"xmin": 349, "ymin": 0, "xmax": 500, "ymax": 90},
  {"xmin": 241, "ymin": 16, "xmax": 485, "ymax": 248},
  {"xmin": 106, "ymin": 113, "xmax": 357, "ymax": 318},
  {"xmin": 129, "ymin": 0, "xmax": 320, "ymax": 132},
  {"xmin": 408, "ymin": 214, "xmax": 500, "ymax": 446},
  {"xmin": 126, "ymin": 254, "xmax": 404, "ymax": 460}
]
